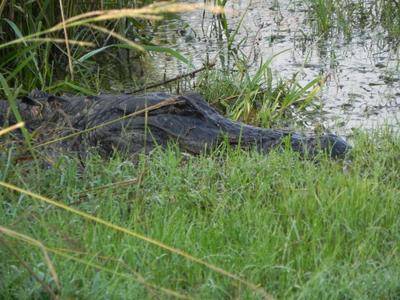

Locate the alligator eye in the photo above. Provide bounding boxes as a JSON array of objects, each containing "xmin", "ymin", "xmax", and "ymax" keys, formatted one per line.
[
  {"xmin": 30, "ymin": 106, "xmax": 43, "ymax": 119},
  {"xmin": 22, "ymin": 96, "xmax": 42, "ymax": 107}
]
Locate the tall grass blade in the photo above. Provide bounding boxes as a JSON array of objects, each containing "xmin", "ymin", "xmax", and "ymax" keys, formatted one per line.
[
  {"xmin": 0, "ymin": 74, "xmax": 34, "ymax": 151},
  {"xmin": 49, "ymin": 80, "xmax": 96, "ymax": 95},
  {"xmin": 3, "ymin": 19, "xmax": 24, "ymax": 39},
  {"xmin": 58, "ymin": 0, "xmax": 74, "ymax": 80},
  {"xmin": 83, "ymin": 24, "xmax": 145, "ymax": 52},
  {"xmin": 142, "ymin": 44, "xmax": 192, "ymax": 66}
]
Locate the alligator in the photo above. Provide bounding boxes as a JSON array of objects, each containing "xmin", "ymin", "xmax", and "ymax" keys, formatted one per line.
[{"xmin": 0, "ymin": 90, "xmax": 351, "ymax": 159}]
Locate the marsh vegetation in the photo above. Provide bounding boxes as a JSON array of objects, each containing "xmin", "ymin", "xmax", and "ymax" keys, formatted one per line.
[{"xmin": 1, "ymin": 0, "xmax": 399, "ymax": 299}]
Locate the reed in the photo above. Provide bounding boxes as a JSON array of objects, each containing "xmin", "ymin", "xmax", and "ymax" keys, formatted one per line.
[
  {"xmin": 0, "ymin": 1, "xmax": 223, "ymax": 95},
  {"xmin": 306, "ymin": 0, "xmax": 400, "ymax": 40}
]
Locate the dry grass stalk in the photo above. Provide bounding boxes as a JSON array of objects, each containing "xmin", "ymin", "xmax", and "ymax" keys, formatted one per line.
[
  {"xmin": 58, "ymin": 0, "xmax": 74, "ymax": 80},
  {"xmin": 0, "ymin": 122, "xmax": 25, "ymax": 136}
]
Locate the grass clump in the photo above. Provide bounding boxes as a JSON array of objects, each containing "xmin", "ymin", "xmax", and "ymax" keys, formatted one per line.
[
  {"xmin": 197, "ymin": 64, "xmax": 322, "ymax": 128},
  {"xmin": 305, "ymin": 0, "xmax": 400, "ymax": 41},
  {"xmin": 1, "ymin": 130, "xmax": 399, "ymax": 299}
]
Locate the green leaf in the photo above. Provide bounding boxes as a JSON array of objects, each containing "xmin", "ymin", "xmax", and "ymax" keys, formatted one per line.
[
  {"xmin": 6, "ymin": 55, "xmax": 34, "ymax": 81},
  {"xmin": 78, "ymin": 43, "xmax": 192, "ymax": 67},
  {"xmin": 48, "ymin": 81, "xmax": 96, "ymax": 95},
  {"xmin": 142, "ymin": 44, "xmax": 192, "ymax": 67},
  {"xmin": 78, "ymin": 45, "xmax": 115, "ymax": 62},
  {"xmin": 3, "ymin": 19, "xmax": 24, "ymax": 40},
  {"xmin": 0, "ymin": 73, "xmax": 34, "ymax": 153}
]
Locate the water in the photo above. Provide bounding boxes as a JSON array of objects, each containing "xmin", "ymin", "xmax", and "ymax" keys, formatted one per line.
[{"xmin": 145, "ymin": 0, "xmax": 400, "ymax": 134}]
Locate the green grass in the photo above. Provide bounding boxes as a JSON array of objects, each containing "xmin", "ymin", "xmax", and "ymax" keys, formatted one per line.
[{"xmin": 1, "ymin": 130, "xmax": 399, "ymax": 299}]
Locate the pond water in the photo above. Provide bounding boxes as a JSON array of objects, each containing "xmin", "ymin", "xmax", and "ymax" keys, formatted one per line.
[{"xmin": 147, "ymin": 0, "xmax": 400, "ymax": 134}]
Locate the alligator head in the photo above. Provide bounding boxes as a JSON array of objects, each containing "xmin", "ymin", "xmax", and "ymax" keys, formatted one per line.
[{"xmin": 0, "ymin": 89, "xmax": 76, "ymax": 131}]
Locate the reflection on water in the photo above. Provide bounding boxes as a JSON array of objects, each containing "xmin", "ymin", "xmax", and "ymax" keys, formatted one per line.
[{"xmin": 145, "ymin": 0, "xmax": 400, "ymax": 133}]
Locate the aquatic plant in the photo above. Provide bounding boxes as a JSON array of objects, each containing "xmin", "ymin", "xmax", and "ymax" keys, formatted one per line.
[
  {"xmin": 306, "ymin": 0, "xmax": 400, "ymax": 41},
  {"xmin": 198, "ymin": 60, "xmax": 322, "ymax": 128}
]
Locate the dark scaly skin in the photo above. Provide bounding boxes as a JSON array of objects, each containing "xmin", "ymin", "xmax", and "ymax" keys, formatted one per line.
[{"xmin": 0, "ymin": 90, "xmax": 351, "ymax": 158}]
